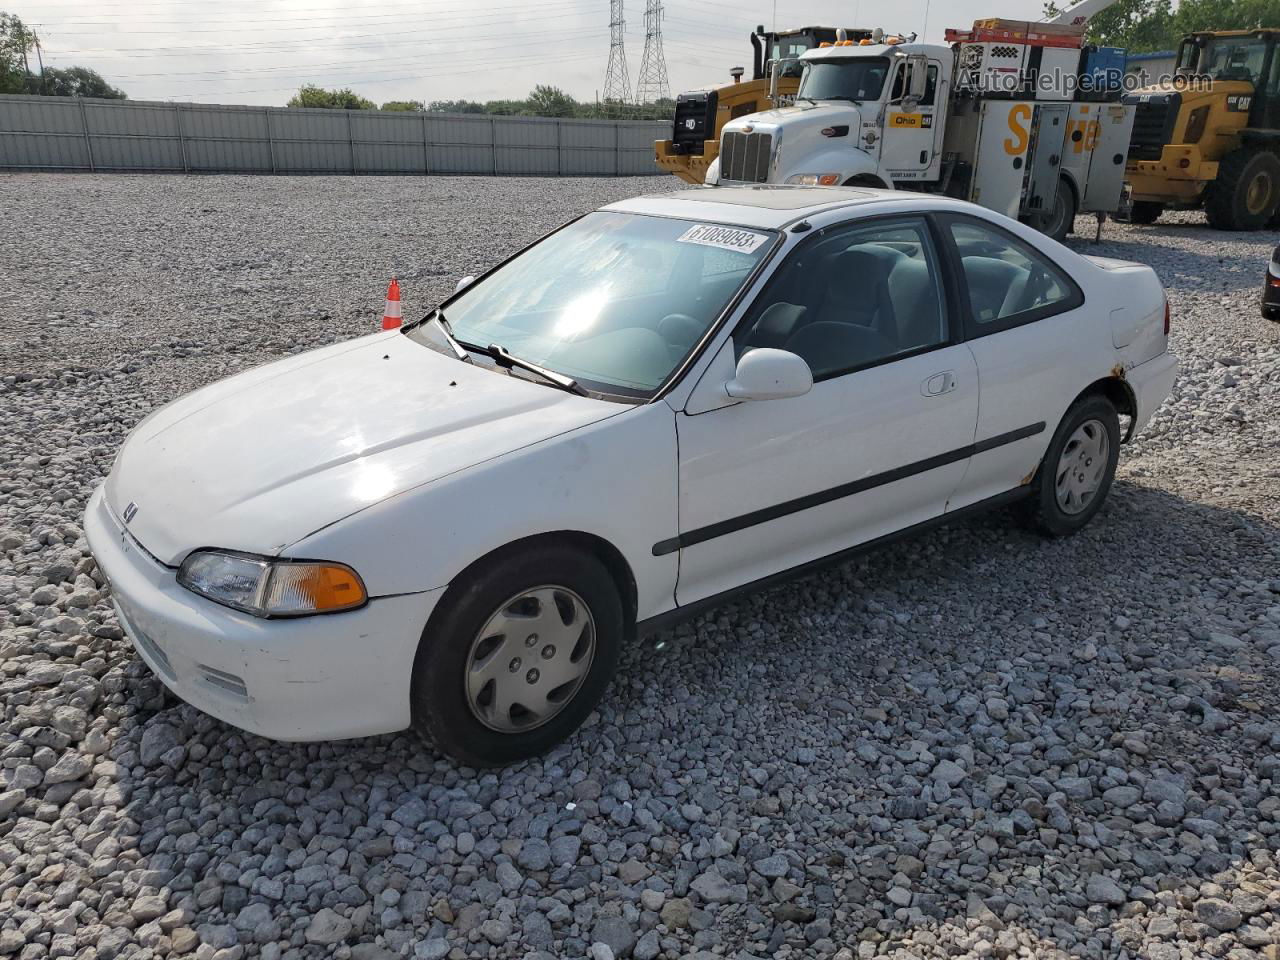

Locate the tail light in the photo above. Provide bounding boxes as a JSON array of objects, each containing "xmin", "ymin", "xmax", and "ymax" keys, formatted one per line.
[{"xmin": 1164, "ymin": 298, "xmax": 1171, "ymax": 335}]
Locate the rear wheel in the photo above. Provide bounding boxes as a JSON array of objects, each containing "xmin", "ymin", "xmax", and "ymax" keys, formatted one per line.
[
  {"xmin": 1128, "ymin": 200, "xmax": 1163, "ymax": 225},
  {"xmin": 1205, "ymin": 147, "xmax": 1280, "ymax": 230},
  {"xmin": 411, "ymin": 545, "xmax": 623, "ymax": 767},
  {"xmin": 1018, "ymin": 395, "xmax": 1120, "ymax": 538},
  {"xmin": 1028, "ymin": 178, "xmax": 1076, "ymax": 242}
]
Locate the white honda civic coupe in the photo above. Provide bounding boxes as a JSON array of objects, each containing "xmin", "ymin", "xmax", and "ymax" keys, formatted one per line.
[{"xmin": 86, "ymin": 186, "xmax": 1177, "ymax": 766}]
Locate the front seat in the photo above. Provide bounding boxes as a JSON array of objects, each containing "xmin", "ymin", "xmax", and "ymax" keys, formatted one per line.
[{"xmin": 812, "ymin": 248, "xmax": 897, "ymax": 336}]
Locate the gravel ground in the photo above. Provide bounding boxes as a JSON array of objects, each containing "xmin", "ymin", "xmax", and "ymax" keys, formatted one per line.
[{"xmin": 1, "ymin": 173, "xmax": 1279, "ymax": 960}]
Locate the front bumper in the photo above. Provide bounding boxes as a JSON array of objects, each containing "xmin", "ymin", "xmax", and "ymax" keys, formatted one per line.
[
  {"xmin": 1126, "ymin": 351, "xmax": 1179, "ymax": 437},
  {"xmin": 84, "ymin": 486, "xmax": 445, "ymax": 741},
  {"xmin": 1126, "ymin": 147, "xmax": 1217, "ymax": 203}
]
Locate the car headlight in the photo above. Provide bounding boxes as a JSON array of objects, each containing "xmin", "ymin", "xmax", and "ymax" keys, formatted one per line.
[
  {"xmin": 177, "ymin": 550, "xmax": 367, "ymax": 618},
  {"xmin": 785, "ymin": 173, "xmax": 840, "ymax": 186}
]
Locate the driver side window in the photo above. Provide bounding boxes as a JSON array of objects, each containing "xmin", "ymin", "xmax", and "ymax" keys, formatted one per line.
[{"xmin": 947, "ymin": 218, "xmax": 1082, "ymax": 335}]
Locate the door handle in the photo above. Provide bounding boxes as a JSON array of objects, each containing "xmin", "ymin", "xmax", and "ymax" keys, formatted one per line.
[{"xmin": 921, "ymin": 371, "xmax": 956, "ymax": 397}]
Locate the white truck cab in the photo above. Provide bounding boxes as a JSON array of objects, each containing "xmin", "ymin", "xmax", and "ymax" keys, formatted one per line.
[
  {"xmin": 706, "ymin": 29, "xmax": 1135, "ymax": 241},
  {"xmin": 706, "ymin": 40, "xmax": 950, "ymax": 190}
]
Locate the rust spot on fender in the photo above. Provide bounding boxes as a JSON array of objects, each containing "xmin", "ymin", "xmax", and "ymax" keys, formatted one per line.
[
  {"xmin": 1020, "ymin": 467, "xmax": 1037, "ymax": 486},
  {"xmin": 1110, "ymin": 363, "xmax": 1126, "ymax": 380}
]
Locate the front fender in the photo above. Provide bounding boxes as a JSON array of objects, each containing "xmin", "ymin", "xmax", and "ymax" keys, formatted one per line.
[
  {"xmin": 773, "ymin": 146, "xmax": 893, "ymax": 188},
  {"xmin": 705, "ymin": 157, "xmax": 721, "ymax": 185},
  {"xmin": 284, "ymin": 402, "xmax": 681, "ymax": 622}
]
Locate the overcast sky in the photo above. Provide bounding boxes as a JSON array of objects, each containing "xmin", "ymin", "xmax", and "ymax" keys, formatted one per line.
[{"xmin": 19, "ymin": 0, "xmax": 1055, "ymax": 107}]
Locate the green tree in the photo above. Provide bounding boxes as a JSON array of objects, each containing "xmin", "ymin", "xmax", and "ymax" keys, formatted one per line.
[
  {"xmin": 30, "ymin": 65, "xmax": 126, "ymax": 98},
  {"xmin": 287, "ymin": 84, "xmax": 375, "ymax": 110},
  {"xmin": 380, "ymin": 99, "xmax": 425, "ymax": 111},
  {"xmin": 1171, "ymin": 0, "xmax": 1280, "ymax": 35},
  {"xmin": 1, "ymin": 11, "xmax": 35, "ymax": 93},
  {"xmin": 427, "ymin": 98, "xmax": 486, "ymax": 113},
  {"xmin": 524, "ymin": 84, "xmax": 577, "ymax": 117},
  {"xmin": 1047, "ymin": 0, "xmax": 1280, "ymax": 52}
]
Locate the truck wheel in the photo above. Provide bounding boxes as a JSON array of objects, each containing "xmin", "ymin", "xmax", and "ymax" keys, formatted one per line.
[
  {"xmin": 1205, "ymin": 148, "xmax": 1280, "ymax": 230},
  {"xmin": 1128, "ymin": 201, "xmax": 1163, "ymax": 225},
  {"xmin": 411, "ymin": 544, "xmax": 623, "ymax": 767},
  {"xmin": 1028, "ymin": 178, "xmax": 1076, "ymax": 242}
]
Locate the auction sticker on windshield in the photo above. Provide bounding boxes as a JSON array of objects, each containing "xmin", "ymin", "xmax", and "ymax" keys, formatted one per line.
[{"xmin": 676, "ymin": 224, "xmax": 770, "ymax": 254}]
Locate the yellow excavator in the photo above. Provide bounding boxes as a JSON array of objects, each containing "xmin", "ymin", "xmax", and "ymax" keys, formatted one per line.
[
  {"xmin": 1124, "ymin": 29, "xmax": 1280, "ymax": 229},
  {"xmin": 654, "ymin": 25, "xmax": 870, "ymax": 185}
]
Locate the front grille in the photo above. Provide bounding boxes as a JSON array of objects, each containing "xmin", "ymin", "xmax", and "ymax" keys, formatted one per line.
[
  {"xmin": 720, "ymin": 130, "xmax": 773, "ymax": 183},
  {"xmin": 1124, "ymin": 93, "xmax": 1180, "ymax": 161},
  {"xmin": 672, "ymin": 91, "xmax": 718, "ymax": 152}
]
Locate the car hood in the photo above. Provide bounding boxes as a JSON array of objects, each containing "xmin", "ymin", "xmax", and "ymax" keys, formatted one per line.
[{"xmin": 105, "ymin": 331, "xmax": 620, "ymax": 565}]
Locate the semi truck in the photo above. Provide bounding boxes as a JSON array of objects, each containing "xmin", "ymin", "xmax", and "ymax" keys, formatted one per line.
[
  {"xmin": 655, "ymin": 25, "xmax": 871, "ymax": 185},
  {"xmin": 664, "ymin": 0, "xmax": 1134, "ymax": 240}
]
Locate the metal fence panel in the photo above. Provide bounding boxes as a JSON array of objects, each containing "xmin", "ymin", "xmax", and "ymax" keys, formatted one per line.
[
  {"xmin": 559, "ymin": 121, "xmax": 616, "ymax": 149},
  {"xmin": 0, "ymin": 96, "xmax": 665, "ymax": 176},
  {"xmin": 425, "ymin": 114, "xmax": 493, "ymax": 146},
  {"xmin": 91, "ymin": 135, "xmax": 183, "ymax": 170},
  {"xmin": 428, "ymin": 143, "xmax": 493, "ymax": 175},
  {"xmin": 84, "ymin": 100, "xmax": 179, "ymax": 137},
  {"xmin": 354, "ymin": 140, "xmax": 427, "ymax": 174},
  {"xmin": 183, "ymin": 104, "xmax": 270, "ymax": 141},
  {"xmin": 185, "ymin": 137, "xmax": 272, "ymax": 173},
  {"xmin": 0, "ymin": 131, "xmax": 88, "ymax": 168},
  {"xmin": 562, "ymin": 148, "xmax": 618, "ymax": 176}
]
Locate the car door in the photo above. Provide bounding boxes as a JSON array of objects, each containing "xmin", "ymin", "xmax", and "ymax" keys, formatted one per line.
[
  {"xmin": 668, "ymin": 215, "xmax": 980, "ymax": 606},
  {"xmin": 937, "ymin": 214, "xmax": 1092, "ymax": 511}
]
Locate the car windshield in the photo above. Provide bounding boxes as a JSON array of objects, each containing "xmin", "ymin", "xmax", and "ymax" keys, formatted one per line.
[
  {"xmin": 797, "ymin": 57, "xmax": 890, "ymax": 102},
  {"xmin": 420, "ymin": 211, "xmax": 776, "ymax": 397}
]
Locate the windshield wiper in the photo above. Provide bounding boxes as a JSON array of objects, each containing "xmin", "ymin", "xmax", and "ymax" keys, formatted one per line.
[
  {"xmin": 457, "ymin": 340, "xmax": 589, "ymax": 396},
  {"xmin": 795, "ymin": 95, "xmax": 818, "ymax": 105},
  {"xmin": 428, "ymin": 311, "xmax": 473, "ymax": 364}
]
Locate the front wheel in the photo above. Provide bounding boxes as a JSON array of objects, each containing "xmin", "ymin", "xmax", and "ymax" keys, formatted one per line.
[
  {"xmin": 1018, "ymin": 395, "xmax": 1120, "ymax": 538},
  {"xmin": 411, "ymin": 545, "xmax": 623, "ymax": 766},
  {"xmin": 1205, "ymin": 148, "xmax": 1280, "ymax": 230}
]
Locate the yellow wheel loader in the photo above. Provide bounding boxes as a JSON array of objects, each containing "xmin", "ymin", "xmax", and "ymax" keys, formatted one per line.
[
  {"xmin": 654, "ymin": 25, "xmax": 870, "ymax": 185},
  {"xmin": 1123, "ymin": 29, "xmax": 1280, "ymax": 230}
]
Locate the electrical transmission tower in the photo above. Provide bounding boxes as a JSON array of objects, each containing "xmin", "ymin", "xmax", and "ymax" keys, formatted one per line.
[
  {"xmin": 602, "ymin": 0, "xmax": 632, "ymax": 115},
  {"xmin": 635, "ymin": 0, "xmax": 670, "ymax": 106}
]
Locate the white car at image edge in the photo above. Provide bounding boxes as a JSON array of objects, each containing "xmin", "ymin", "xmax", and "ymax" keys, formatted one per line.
[{"xmin": 85, "ymin": 186, "xmax": 1178, "ymax": 766}]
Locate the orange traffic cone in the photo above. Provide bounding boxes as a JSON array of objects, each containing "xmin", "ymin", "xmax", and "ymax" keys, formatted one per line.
[{"xmin": 382, "ymin": 278, "xmax": 402, "ymax": 330}]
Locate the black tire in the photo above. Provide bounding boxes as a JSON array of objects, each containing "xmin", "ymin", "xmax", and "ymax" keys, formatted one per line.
[
  {"xmin": 1205, "ymin": 148, "xmax": 1280, "ymax": 231},
  {"xmin": 1026, "ymin": 178, "xmax": 1076, "ymax": 242},
  {"xmin": 1128, "ymin": 200, "xmax": 1163, "ymax": 225},
  {"xmin": 411, "ymin": 545, "xmax": 623, "ymax": 767},
  {"xmin": 1018, "ymin": 394, "xmax": 1121, "ymax": 538}
]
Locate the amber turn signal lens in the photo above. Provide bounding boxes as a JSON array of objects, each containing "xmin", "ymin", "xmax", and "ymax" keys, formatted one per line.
[{"xmin": 264, "ymin": 563, "xmax": 367, "ymax": 615}]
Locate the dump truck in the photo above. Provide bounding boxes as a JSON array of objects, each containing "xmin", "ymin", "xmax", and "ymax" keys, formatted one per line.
[
  {"xmin": 700, "ymin": 10, "xmax": 1134, "ymax": 240},
  {"xmin": 654, "ymin": 25, "xmax": 871, "ymax": 185},
  {"xmin": 1123, "ymin": 29, "xmax": 1280, "ymax": 229}
]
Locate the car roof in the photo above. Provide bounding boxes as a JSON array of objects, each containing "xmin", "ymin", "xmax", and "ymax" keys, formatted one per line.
[{"xmin": 605, "ymin": 186, "xmax": 919, "ymax": 229}]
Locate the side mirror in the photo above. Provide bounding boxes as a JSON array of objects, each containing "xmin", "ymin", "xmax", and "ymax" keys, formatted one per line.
[
  {"xmin": 908, "ymin": 55, "xmax": 928, "ymax": 98},
  {"xmin": 725, "ymin": 348, "xmax": 813, "ymax": 401},
  {"xmin": 455, "ymin": 275, "xmax": 476, "ymax": 293}
]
